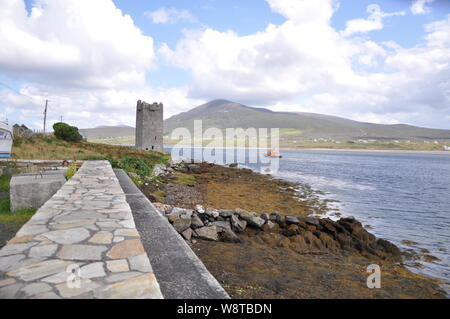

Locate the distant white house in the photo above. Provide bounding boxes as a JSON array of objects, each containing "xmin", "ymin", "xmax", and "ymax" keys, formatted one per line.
[{"xmin": 444, "ymin": 145, "xmax": 450, "ymax": 151}]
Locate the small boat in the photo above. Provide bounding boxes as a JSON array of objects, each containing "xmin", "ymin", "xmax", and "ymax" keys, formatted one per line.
[
  {"xmin": 264, "ymin": 149, "xmax": 282, "ymax": 158},
  {"xmin": 0, "ymin": 122, "xmax": 13, "ymax": 158}
]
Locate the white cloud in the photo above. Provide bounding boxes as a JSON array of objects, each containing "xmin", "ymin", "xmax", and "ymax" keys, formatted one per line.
[
  {"xmin": 341, "ymin": 4, "xmax": 405, "ymax": 37},
  {"xmin": 0, "ymin": 0, "xmax": 155, "ymax": 89},
  {"xmin": 159, "ymin": 0, "xmax": 450, "ymax": 128},
  {"xmin": 144, "ymin": 7, "xmax": 197, "ymax": 24},
  {"xmin": 411, "ymin": 0, "xmax": 434, "ymax": 15},
  {"xmin": 0, "ymin": 0, "xmax": 201, "ymax": 129}
]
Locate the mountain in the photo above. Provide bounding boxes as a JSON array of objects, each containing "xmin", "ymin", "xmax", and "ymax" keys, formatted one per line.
[
  {"xmin": 80, "ymin": 99, "xmax": 450, "ymax": 142},
  {"xmin": 164, "ymin": 99, "xmax": 450, "ymax": 141},
  {"xmin": 79, "ymin": 126, "xmax": 135, "ymax": 140}
]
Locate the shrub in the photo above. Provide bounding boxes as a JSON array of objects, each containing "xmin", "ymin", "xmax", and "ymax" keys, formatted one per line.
[
  {"xmin": 65, "ymin": 163, "xmax": 78, "ymax": 180},
  {"xmin": 53, "ymin": 122, "xmax": 82, "ymax": 142}
]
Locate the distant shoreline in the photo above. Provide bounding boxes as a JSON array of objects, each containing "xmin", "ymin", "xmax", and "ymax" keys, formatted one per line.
[
  {"xmin": 278, "ymin": 148, "xmax": 450, "ymax": 155},
  {"xmin": 90, "ymin": 141, "xmax": 450, "ymax": 155}
]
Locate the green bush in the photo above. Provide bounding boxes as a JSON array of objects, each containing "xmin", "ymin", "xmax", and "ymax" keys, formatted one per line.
[
  {"xmin": 53, "ymin": 122, "xmax": 82, "ymax": 142},
  {"xmin": 65, "ymin": 163, "xmax": 78, "ymax": 180}
]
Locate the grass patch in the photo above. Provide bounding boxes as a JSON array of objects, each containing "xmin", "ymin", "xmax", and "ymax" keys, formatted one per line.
[
  {"xmin": 151, "ymin": 190, "xmax": 166, "ymax": 202},
  {"xmin": 11, "ymin": 134, "xmax": 171, "ymax": 178},
  {"xmin": 0, "ymin": 175, "xmax": 11, "ymax": 192},
  {"xmin": 173, "ymin": 172, "xmax": 196, "ymax": 186},
  {"xmin": 0, "ymin": 203, "xmax": 36, "ymax": 248}
]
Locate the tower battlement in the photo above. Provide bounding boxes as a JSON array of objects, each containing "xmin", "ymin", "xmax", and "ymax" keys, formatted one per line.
[{"xmin": 135, "ymin": 100, "xmax": 163, "ymax": 152}]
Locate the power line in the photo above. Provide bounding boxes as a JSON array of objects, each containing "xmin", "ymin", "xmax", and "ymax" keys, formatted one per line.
[{"xmin": 0, "ymin": 81, "xmax": 45, "ymax": 104}]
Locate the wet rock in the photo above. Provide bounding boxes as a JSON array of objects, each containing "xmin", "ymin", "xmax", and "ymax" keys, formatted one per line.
[
  {"xmin": 171, "ymin": 207, "xmax": 188, "ymax": 215},
  {"xmin": 319, "ymin": 232, "xmax": 339, "ymax": 251},
  {"xmin": 230, "ymin": 215, "xmax": 247, "ymax": 232},
  {"xmin": 241, "ymin": 215, "xmax": 265, "ymax": 229},
  {"xmin": 218, "ymin": 210, "xmax": 234, "ymax": 218},
  {"xmin": 181, "ymin": 228, "xmax": 193, "ymax": 241},
  {"xmin": 195, "ymin": 226, "xmax": 219, "ymax": 241},
  {"xmin": 211, "ymin": 221, "xmax": 240, "ymax": 243},
  {"xmin": 194, "ymin": 205, "xmax": 205, "ymax": 214},
  {"xmin": 152, "ymin": 164, "xmax": 167, "ymax": 177},
  {"xmin": 285, "ymin": 216, "xmax": 299, "ymax": 225},
  {"xmin": 303, "ymin": 231, "xmax": 324, "ymax": 250},
  {"xmin": 269, "ymin": 212, "xmax": 280, "ymax": 222},
  {"xmin": 277, "ymin": 236, "xmax": 291, "ymax": 248},
  {"xmin": 305, "ymin": 217, "xmax": 320, "ymax": 226},
  {"xmin": 283, "ymin": 224, "xmax": 299, "ymax": 236},
  {"xmin": 262, "ymin": 221, "xmax": 277, "ymax": 232},
  {"xmin": 274, "ymin": 214, "xmax": 285, "ymax": 226},
  {"xmin": 191, "ymin": 214, "xmax": 204, "ymax": 229},
  {"xmin": 337, "ymin": 233, "xmax": 352, "ymax": 250},
  {"xmin": 205, "ymin": 208, "xmax": 220, "ymax": 219},
  {"xmin": 376, "ymin": 238, "xmax": 401, "ymax": 256},
  {"xmin": 171, "ymin": 215, "xmax": 191, "ymax": 233}
]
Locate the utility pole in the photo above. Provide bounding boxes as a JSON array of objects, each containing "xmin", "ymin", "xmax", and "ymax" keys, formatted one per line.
[
  {"xmin": 60, "ymin": 115, "xmax": 63, "ymax": 123},
  {"xmin": 43, "ymin": 99, "xmax": 48, "ymax": 134}
]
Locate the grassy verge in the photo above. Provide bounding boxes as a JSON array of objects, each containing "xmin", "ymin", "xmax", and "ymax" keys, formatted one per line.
[
  {"xmin": 11, "ymin": 134, "xmax": 170, "ymax": 175},
  {"xmin": 0, "ymin": 175, "xmax": 37, "ymax": 248}
]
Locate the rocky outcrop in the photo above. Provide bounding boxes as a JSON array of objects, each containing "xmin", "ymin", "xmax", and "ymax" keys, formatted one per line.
[{"xmin": 153, "ymin": 203, "xmax": 404, "ymax": 261}]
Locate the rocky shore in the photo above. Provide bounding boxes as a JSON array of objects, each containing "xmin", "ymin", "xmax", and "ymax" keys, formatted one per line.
[
  {"xmin": 140, "ymin": 160, "xmax": 446, "ymax": 299},
  {"xmin": 154, "ymin": 203, "xmax": 403, "ymax": 262}
]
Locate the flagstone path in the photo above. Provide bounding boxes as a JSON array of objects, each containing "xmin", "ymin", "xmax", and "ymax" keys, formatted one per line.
[{"xmin": 0, "ymin": 161, "xmax": 163, "ymax": 299}]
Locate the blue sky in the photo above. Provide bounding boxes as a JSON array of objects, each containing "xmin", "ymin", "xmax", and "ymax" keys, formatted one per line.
[{"xmin": 1, "ymin": 0, "xmax": 450, "ymax": 130}]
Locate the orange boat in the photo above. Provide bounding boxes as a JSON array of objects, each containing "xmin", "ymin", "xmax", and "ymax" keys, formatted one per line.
[{"xmin": 264, "ymin": 149, "xmax": 282, "ymax": 158}]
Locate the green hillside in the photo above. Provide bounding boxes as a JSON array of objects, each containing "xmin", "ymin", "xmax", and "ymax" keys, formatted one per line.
[{"xmin": 164, "ymin": 99, "xmax": 450, "ymax": 142}]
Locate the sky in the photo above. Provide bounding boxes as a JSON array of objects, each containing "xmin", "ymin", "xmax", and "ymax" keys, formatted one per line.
[{"xmin": 0, "ymin": 0, "xmax": 449, "ymax": 130}]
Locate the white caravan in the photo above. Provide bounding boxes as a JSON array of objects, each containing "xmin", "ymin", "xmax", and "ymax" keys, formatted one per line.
[{"xmin": 0, "ymin": 122, "xmax": 13, "ymax": 158}]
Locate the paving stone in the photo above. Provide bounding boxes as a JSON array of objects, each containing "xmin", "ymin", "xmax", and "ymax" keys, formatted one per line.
[
  {"xmin": 80, "ymin": 262, "xmax": 106, "ymax": 278},
  {"xmin": 7, "ymin": 260, "xmax": 73, "ymax": 282},
  {"xmin": 88, "ymin": 232, "xmax": 113, "ymax": 244},
  {"xmin": 16, "ymin": 225, "xmax": 49, "ymax": 237},
  {"xmin": 96, "ymin": 221, "xmax": 121, "ymax": 229},
  {"xmin": 106, "ymin": 259, "xmax": 129, "ymax": 273},
  {"xmin": 128, "ymin": 254, "xmax": 152, "ymax": 273},
  {"xmin": 34, "ymin": 292, "xmax": 61, "ymax": 299},
  {"xmin": 118, "ymin": 219, "xmax": 135, "ymax": 229},
  {"xmin": 0, "ymin": 283, "xmax": 23, "ymax": 299},
  {"xmin": 106, "ymin": 239, "xmax": 145, "ymax": 259},
  {"xmin": 43, "ymin": 227, "xmax": 90, "ymax": 244},
  {"xmin": 0, "ymin": 278, "xmax": 16, "ymax": 288},
  {"xmin": 42, "ymin": 271, "xmax": 73, "ymax": 284},
  {"xmin": 0, "ymin": 254, "xmax": 26, "ymax": 272},
  {"xmin": 29, "ymin": 244, "xmax": 58, "ymax": 258},
  {"xmin": 94, "ymin": 273, "xmax": 162, "ymax": 299},
  {"xmin": 105, "ymin": 272, "xmax": 142, "ymax": 283},
  {"xmin": 0, "ymin": 243, "xmax": 37, "ymax": 257},
  {"xmin": 113, "ymin": 237, "xmax": 124, "ymax": 243},
  {"xmin": 114, "ymin": 229, "xmax": 140, "ymax": 237},
  {"xmin": 56, "ymin": 278, "xmax": 100, "ymax": 298},
  {"xmin": 7, "ymin": 235, "xmax": 34, "ymax": 244},
  {"xmin": 52, "ymin": 219, "xmax": 96, "ymax": 230},
  {"xmin": 57, "ymin": 245, "xmax": 107, "ymax": 261},
  {"xmin": 20, "ymin": 282, "xmax": 52, "ymax": 297}
]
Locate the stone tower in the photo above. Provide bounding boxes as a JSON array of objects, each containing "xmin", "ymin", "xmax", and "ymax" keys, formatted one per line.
[{"xmin": 135, "ymin": 100, "xmax": 163, "ymax": 152}]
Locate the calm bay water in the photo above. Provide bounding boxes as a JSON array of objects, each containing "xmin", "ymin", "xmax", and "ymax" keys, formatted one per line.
[{"xmin": 166, "ymin": 147, "xmax": 450, "ymax": 291}]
